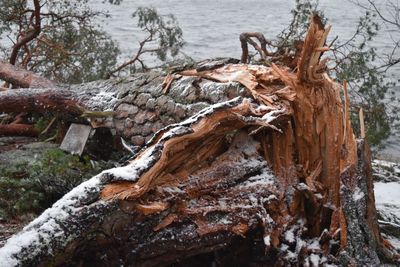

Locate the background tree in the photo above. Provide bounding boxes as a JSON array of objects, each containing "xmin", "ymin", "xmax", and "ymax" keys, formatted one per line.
[
  {"xmin": 107, "ymin": 7, "xmax": 184, "ymax": 77},
  {"xmin": 0, "ymin": 1, "xmax": 184, "ymax": 85},
  {"xmin": 0, "ymin": 0, "xmax": 120, "ymax": 84}
]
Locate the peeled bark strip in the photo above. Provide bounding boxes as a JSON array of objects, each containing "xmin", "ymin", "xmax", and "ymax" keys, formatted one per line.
[{"xmin": 0, "ymin": 15, "xmax": 397, "ymax": 266}]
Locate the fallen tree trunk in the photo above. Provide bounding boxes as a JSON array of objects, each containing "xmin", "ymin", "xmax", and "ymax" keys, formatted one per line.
[
  {"xmin": 0, "ymin": 15, "xmax": 398, "ymax": 266},
  {"xmin": 0, "ymin": 59, "xmax": 246, "ymax": 142}
]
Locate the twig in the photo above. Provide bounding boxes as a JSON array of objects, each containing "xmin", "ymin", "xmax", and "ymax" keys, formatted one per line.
[
  {"xmin": 40, "ymin": 116, "xmax": 57, "ymax": 135},
  {"xmin": 107, "ymin": 34, "xmax": 154, "ymax": 78}
]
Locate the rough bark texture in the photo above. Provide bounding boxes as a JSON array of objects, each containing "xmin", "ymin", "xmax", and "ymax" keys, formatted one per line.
[
  {"xmin": 0, "ymin": 63, "xmax": 247, "ymax": 144},
  {"xmin": 0, "ymin": 15, "xmax": 398, "ymax": 266}
]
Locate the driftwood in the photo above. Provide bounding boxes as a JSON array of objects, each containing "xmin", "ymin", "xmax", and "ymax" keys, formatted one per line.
[{"xmin": 0, "ymin": 15, "xmax": 398, "ymax": 266}]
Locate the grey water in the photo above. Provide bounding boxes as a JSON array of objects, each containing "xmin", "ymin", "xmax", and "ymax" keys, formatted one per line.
[{"xmin": 91, "ymin": 0, "xmax": 400, "ymax": 159}]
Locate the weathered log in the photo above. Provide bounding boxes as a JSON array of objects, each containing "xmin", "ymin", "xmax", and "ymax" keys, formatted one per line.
[{"xmin": 0, "ymin": 15, "xmax": 398, "ymax": 266}]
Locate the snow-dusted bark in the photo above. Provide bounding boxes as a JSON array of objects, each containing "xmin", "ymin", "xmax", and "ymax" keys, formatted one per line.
[{"xmin": 0, "ymin": 98, "xmax": 288, "ymax": 266}]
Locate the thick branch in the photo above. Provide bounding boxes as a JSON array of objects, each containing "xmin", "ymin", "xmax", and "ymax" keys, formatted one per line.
[
  {"xmin": 9, "ymin": 0, "xmax": 41, "ymax": 65},
  {"xmin": 240, "ymin": 32, "xmax": 271, "ymax": 63},
  {"xmin": 0, "ymin": 60, "xmax": 55, "ymax": 88},
  {"xmin": 0, "ymin": 124, "xmax": 38, "ymax": 137},
  {"xmin": 0, "ymin": 88, "xmax": 81, "ymax": 115}
]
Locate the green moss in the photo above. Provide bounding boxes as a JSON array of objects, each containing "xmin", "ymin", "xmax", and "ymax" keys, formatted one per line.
[{"xmin": 0, "ymin": 148, "xmax": 112, "ymax": 221}]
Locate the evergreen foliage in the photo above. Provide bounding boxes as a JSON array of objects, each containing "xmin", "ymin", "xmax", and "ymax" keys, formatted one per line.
[{"xmin": 0, "ymin": 149, "xmax": 111, "ymax": 220}]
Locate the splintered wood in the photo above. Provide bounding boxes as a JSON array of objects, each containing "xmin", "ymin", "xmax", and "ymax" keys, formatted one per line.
[
  {"xmin": 1, "ymin": 15, "xmax": 393, "ymax": 267},
  {"xmin": 101, "ymin": 13, "xmax": 382, "ymax": 260},
  {"xmin": 97, "ymin": 14, "xmax": 384, "ymax": 264}
]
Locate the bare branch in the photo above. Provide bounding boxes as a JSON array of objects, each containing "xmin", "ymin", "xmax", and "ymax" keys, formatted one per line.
[
  {"xmin": 107, "ymin": 34, "xmax": 153, "ymax": 77},
  {"xmin": 9, "ymin": 0, "xmax": 42, "ymax": 65},
  {"xmin": 239, "ymin": 32, "xmax": 271, "ymax": 63}
]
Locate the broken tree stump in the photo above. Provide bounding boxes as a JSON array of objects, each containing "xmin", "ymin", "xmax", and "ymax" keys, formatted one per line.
[{"xmin": 0, "ymin": 15, "xmax": 398, "ymax": 266}]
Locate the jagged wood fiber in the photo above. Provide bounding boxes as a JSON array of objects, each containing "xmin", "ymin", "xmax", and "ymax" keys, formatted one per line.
[{"xmin": 0, "ymin": 15, "xmax": 397, "ymax": 267}]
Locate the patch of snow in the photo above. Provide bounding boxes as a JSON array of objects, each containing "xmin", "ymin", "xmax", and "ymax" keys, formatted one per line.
[
  {"xmin": 85, "ymin": 90, "xmax": 119, "ymax": 110},
  {"xmin": 263, "ymin": 235, "xmax": 271, "ymax": 246},
  {"xmin": 263, "ymin": 213, "xmax": 274, "ymax": 224},
  {"xmin": 178, "ymin": 96, "xmax": 243, "ymax": 126},
  {"xmin": 285, "ymin": 250, "xmax": 297, "ymax": 261},
  {"xmin": 374, "ymin": 182, "xmax": 400, "ymax": 221},
  {"xmin": 161, "ymin": 186, "xmax": 185, "ymax": 194},
  {"xmin": 374, "ymin": 182, "xmax": 400, "ymax": 205},
  {"xmin": 315, "ymin": 193, "xmax": 323, "ymax": 199},
  {"xmin": 219, "ymin": 217, "xmax": 232, "ymax": 225},
  {"xmin": 261, "ymin": 109, "xmax": 285, "ymax": 123},
  {"xmin": 296, "ymin": 235, "xmax": 306, "ymax": 253},
  {"xmin": 248, "ymin": 195, "xmax": 258, "ymax": 206},
  {"xmin": 104, "ymin": 146, "xmax": 157, "ymax": 182},
  {"xmin": 309, "ymin": 253, "xmax": 320, "ymax": 266},
  {"xmin": 262, "ymin": 195, "xmax": 277, "ymax": 204},
  {"xmin": 280, "ymin": 244, "xmax": 289, "ymax": 251},
  {"xmin": 218, "ymin": 199, "xmax": 227, "ymax": 209},
  {"xmin": 285, "ymin": 229, "xmax": 295, "ymax": 243},
  {"xmin": 254, "ymin": 104, "xmax": 275, "ymax": 114},
  {"xmin": 352, "ymin": 187, "xmax": 365, "ymax": 202},
  {"xmin": 373, "ymin": 159, "xmax": 400, "ymax": 172},
  {"xmin": 308, "ymin": 239, "xmax": 320, "ymax": 250},
  {"xmin": 239, "ymin": 168, "xmax": 275, "ymax": 188},
  {"xmin": 296, "ymin": 183, "xmax": 311, "ymax": 191},
  {"xmin": 159, "ymin": 126, "xmax": 193, "ymax": 142}
]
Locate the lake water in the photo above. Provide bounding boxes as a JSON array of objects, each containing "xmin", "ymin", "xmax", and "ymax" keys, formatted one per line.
[{"xmin": 91, "ymin": 0, "xmax": 400, "ymax": 159}]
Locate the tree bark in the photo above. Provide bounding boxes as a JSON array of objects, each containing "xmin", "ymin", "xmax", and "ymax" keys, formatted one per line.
[
  {"xmin": 0, "ymin": 124, "xmax": 38, "ymax": 137},
  {"xmin": 0, "ymin": 61, "xmax": 54, "ymax": 88},
  {"xmin": 0, "ymin": 61, "xmax": 247, "ymax": 142},
  {"xmin": 0, "ymin": 15, "xmax": 397, "ymax": 266}
]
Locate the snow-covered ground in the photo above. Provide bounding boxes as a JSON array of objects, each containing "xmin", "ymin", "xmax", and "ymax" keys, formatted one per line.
[
  {"xmin": 373, "ymin": 160, "xmax": 400, "ymax": 251},
  {"xmin": 375, "ymin": 182, "xmax": 400, "ymax": 223}
]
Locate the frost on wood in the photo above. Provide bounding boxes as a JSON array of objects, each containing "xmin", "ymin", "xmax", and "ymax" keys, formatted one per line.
[{"xmin": 0, "ymin": 15, "xmax": 398, "ymax": 266}]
